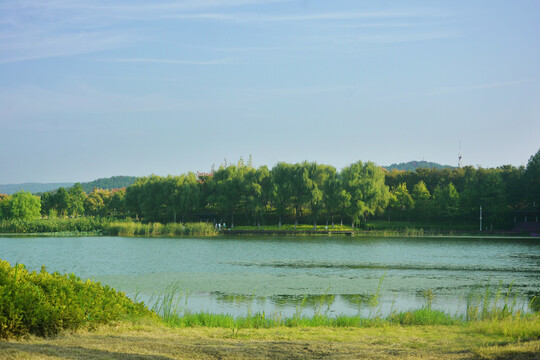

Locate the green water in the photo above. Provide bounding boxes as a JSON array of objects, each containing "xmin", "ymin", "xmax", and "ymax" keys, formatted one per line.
[{"xmin": 0, "ymin": 235, "xmax": 538, "ymax": 316}]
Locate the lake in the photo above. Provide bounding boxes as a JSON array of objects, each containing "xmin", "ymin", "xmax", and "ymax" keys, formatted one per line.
[{"xmin": 0, "ymin": 235, "xmax": 538, "ymax": 317}]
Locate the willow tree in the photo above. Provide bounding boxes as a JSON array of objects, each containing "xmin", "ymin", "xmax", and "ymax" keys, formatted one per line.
[
  {"xmin": 307, "ymin": 163, "xmax": 335, "ymax": 229},
  {"xmin": 341, "ymin": 161, "xmax": 389, "ymax": 228},
  {"xmin": 172, "ymin": 172, "xmax": 201, "ymax": 223},
  {"xmin": 270, "ymin": 162, "xmax": 293, "ymax": 229}
]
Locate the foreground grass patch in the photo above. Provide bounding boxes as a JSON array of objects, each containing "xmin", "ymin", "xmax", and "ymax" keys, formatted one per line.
[{"xmin": 1, "ymin": 321, "xmax": 538, "ymax": 359}]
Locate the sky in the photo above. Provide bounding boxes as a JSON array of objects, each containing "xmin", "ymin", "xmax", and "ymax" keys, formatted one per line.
[{"xmin": 1, "ymin": 0, "xmax": 539, "ymax": 184}]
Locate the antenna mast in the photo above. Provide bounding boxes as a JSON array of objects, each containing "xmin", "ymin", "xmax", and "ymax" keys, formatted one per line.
[{"xmin": 458, "ymin": 141, "xmax": 463, "ymax": 168}]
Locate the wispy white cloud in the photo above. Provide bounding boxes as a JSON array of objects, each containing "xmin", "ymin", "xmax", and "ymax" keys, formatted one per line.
[
  {"xmin": 382, "ymin": 79, "xmax": 533, "ymax": 101},
  {"xmin": 354, "ymin": 30, "xmax": 458, "ymax": 44},
  {"xmin": 166, "ymin": 9, "xmax": 446, "ymax": 23},
  {"xmin": 96, "ymin": 57, "xmax": 233, "ymax": 65},
  {"xmin": 0, "ymin": 32, "xmax": 142, "ymax": 64},
  {"xmin": 436, "ymin": 79, "xmax": 532, "ymax": 93},
  {"xmin": 0, "ymin": 0, "xmax": 451, "ymax": 63},
  {"xmin": 0, "ymin": 0, "xmax": 288, "ymax": 63},
  {"xmin": 0, "ymin": 85, "xmax": 189, "ymax": 125}
]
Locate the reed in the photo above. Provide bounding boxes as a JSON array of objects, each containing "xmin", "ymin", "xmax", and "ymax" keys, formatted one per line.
[
  {"xmin": 146, "ymin": 280, "xmax": 538, "ymax": 332},
  {"xmin": 104, "ymin": 220, "xmax": 217, "ymax": 236}
]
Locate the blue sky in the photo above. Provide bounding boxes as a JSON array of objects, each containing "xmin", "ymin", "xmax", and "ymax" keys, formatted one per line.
[{"xmin": 1, "ymin": 0, "xmax": 539, "ymax": 183}]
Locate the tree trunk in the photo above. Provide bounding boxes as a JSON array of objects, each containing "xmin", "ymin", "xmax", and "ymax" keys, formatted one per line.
[
  {"xmin": 313, "ymin": 219, "xmax": 317, "ymax": 230},
  {"xmin": 279, "ymin": 216, "xmax": 282, "ymax": 229}
]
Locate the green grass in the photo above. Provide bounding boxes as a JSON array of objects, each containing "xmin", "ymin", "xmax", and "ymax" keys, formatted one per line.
[
  {"xmin": 0, "ymin": 217, "xmax": 107, "ymax": 234},
  {"xmin": 0, "ymin": 218, "xmax": 217, "ymax": 236},
  {"xmin": 148, "ymin": 279, "xmax": 538, "ymax": 334},
  {"xmin": 233, "ymin": 223, "xmax": 354, "ymax": 231}
]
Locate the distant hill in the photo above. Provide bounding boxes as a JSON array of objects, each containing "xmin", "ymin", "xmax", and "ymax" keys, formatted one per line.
[
  {"xmin": 383, "ymin": 161, "xmax": 454, "ymax": 172},
  {"xmin": 80, "ymin": 176, "xmax": 138, "ymax": 192},
  {"xmin": 0, "ymin": 182, "xmax": 74, "ymax": 195},
  {"xmin": 0, "ymin": 176, "xmax": 138, "ymax": 195}
]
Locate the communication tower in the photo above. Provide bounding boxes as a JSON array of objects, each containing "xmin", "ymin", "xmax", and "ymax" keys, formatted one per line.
[{"xmin": 458, "ymin": 141, "xmax": 463, "ymax": 168}]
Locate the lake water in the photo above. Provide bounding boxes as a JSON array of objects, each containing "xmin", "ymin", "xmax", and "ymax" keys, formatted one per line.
[{"xmin": 0, "ymin": 235, "xmax": 538, "ymax": 317}]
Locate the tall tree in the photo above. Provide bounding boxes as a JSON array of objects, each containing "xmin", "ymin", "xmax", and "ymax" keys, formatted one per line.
[
  {"xmin": 433, "ymin": 182, "xmax": 460, "ymax": 225},
  {"xmin": 54, "ymin": 187, "xmax": 70, "ymax": 217},
  {"xmin": 307, "ymin": 163, "xmax": 335, "ymax": 229},
  {"xmin": 270, "ymin": 162, "xmax": 294, "ymax": 228},
  {"xmin": 341, "ymin": 161, "xmax": 389, "ymax": 228},
  {"xmin": 68, "ymin": 183, "xmax": 86, "ymax": 216},
  {"xmin": 388, "ymin": 182, "xmax": 414, "ymax": 221},
  {"xmin": 412, "ymin": 180, "xmax": 431, "ymax": 222},
  {"xmin": 524, "ymin": 148, "xmax": 540, "ymax": 207},
  {"xmin": 323, "ymin": 174, "xmax": 350, "ymax": 228}
]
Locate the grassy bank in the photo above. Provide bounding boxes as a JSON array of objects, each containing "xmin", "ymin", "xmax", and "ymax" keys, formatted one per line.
[
  {"xmin": 0, "ymin": 217, "xmax": 524, "ymax": 237},
  {"xmin": 1, "ymin": 318, "xmax": 539, "ymax": 359},
  {"xmin": 0, "ymin": 218, "xmax": 217, "ymax": 236}
]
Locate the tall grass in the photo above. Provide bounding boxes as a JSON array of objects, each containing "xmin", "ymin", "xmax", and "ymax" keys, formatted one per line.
[
  {"xmin": 0, "ymin": 217, "xmax": 106, "ymax": 234},
  {"xmin": 0, "ymin": 218, "xmax": 217, "ymax": 236},
  {"xmin": 147, "ymin": 280, "xmax": 538, "ymax": 333},
  {"xmin": 104, "ymin": 220, "xmax": 216, "ymax": 236}
]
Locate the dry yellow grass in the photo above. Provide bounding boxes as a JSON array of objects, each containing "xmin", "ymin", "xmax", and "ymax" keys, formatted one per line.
[{"xmin": 1, "ymin": 319, "xmax": 539, "ymax": 359}]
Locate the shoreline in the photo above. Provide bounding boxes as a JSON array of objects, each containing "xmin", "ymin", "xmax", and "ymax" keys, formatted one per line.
[{"xmin": 1, "ymin": 230, "xmax": 537, "ymax": 239}]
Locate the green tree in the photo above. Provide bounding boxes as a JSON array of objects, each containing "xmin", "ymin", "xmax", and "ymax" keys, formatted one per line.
[
  {"xmin": 412, "ymin": 180, "xmax": 431, "ymax": 222},
  {"xmin": 54, "ymin": 187, "xmax": 70, "ymax": 217},
  {"xmin": 524, "ymin": 148, "xmax": 540, "ymax": 207},
  {"xmin": 341, "ymin": 161, "xmax": 389, "ymax": 228},
  {"xmin": 323, "ymin": 175, "xmax": 350, "ymax": 228},
  {"xmin": 172, "ymin": 173, "xmax": 202, "ymax": 223},
  {"xmin": 461, "ymin": 169, "xmax": 506, "ymax": 228},
  {"xmin": 40, "ymin": 192, "xmax": 54, "ymax": 217},
  {"xmin": 84, "ymin": 188, "xmax": 113, "ymax": 216},
  {"xmin": 68, "ymin": 183, "xmax": 86, "ymax": 216},
  {"xmin": 433, "ymin": 182, "xmax": 460, "ymax": 225},
  {"xmin": 108, "ymin": 189, "xmax": 126, "ymax": 216},
  {"xmin": 307, "ymin": 163, "xmax": 335, "ymax": 229},
  {"xmin": 0, "ymin": 195, "xmax": 11, "ymax": 219},
  {"xmin": 243, "ymin": 166, "xmax": 271, "ymax": 228},
  {"xmin": 5, "ymin": 190, "xmax": 41, "ymax": 220},
  {"xmin": 208, "ymin": 160, "xmax": 252, "ymax": 228},
  {"xmin": 270, "ymin": 162, "xmax": 294, "ymax": 228},
  {"xmin": 287, "ymin": 162, "xmax": 314, "ymax": 229},
  {"xmin": 388, "ymin": 182, "xmax": 414, "ymax": 221}
]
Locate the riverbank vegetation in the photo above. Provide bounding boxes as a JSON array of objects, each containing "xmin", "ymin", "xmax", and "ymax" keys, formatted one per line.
[
  {"xmin": 0, "ymin": 148, "xmax": 538, "ymax": 234},
  {"xmin": 0, "ymin": 218, "xmax": 217, "ymax": 236}
]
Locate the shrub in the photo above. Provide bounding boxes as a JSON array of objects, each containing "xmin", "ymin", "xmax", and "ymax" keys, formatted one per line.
[{"xmin": 0, "ymin": 260, "xmax": 152, "ymax": 339}]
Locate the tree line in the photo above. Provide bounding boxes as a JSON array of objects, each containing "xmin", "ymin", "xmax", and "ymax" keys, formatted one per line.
[{"xmin": 1, "ymin": 148, "xmax": 539, "ymax": 230}]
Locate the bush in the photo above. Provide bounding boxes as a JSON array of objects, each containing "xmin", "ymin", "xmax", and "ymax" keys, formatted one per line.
[{"xmin": 0, "ymin": 260, "xmax": 152, "ymax": 338}]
